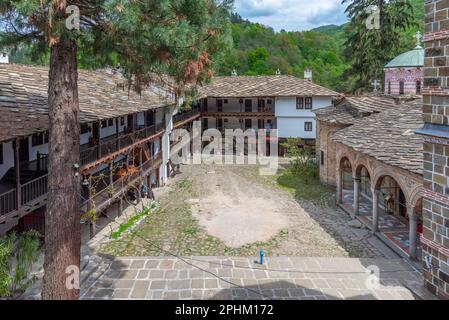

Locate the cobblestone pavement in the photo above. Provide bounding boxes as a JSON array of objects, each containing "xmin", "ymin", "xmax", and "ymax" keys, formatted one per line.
[
  {"xmin": 81, "ymin": 256, "xmax": 424, "ymax": 300},
  {"xmin": 102, "ymin": 164, "xmax": 395, "ymax": 258}
]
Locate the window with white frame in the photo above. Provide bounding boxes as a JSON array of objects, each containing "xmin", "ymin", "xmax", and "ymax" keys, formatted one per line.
[{"xmin": 304, "ymin": 122, "xmax": 313, "ymax": 132}]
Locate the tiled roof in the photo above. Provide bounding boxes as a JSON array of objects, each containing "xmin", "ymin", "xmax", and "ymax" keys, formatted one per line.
[
  {"xmin": 314, "ymin": 106, "xmax": 357, "ymax": 125},
  {"xmin": 332, "ymin": 101, "xmax": 424, "ymax": 175},
  {"xmin": 198, "ymin": 75, "xmax": 339, "ymax": 98},
  {"xmin": 315, "ymin": 96, "xmax": 417, "ymax": 125},
  {"xmin": 0, "ymin": 64, "xmax": 176, "ymax": 142}
]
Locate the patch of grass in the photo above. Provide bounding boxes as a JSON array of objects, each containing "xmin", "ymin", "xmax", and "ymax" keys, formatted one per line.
[
  {"xmin": 276, "ymin": 168, "xmax": 335, "ymax": 206},
  {"xmin": 110, "ymin": 202, "xmax": 158, "ymax": 240},
  {"xmin": 176, "ymin": 178, "xmax": 193, "ymax": 192}
]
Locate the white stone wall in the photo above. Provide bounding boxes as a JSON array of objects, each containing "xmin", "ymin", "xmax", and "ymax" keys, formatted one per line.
[{"xmin": 275, "ymin": 96, "xmax": 332, "ymax": 139}]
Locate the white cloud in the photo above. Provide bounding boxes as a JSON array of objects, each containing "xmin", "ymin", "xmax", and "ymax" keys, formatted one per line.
[{"xmin": 234, "ymin": 0, "xmax": 349, "ymax": 31}]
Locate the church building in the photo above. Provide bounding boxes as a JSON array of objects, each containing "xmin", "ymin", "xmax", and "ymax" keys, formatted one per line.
[{"xmin": 384, "ymin": 32, "xmax": 424, "ymax": 96}]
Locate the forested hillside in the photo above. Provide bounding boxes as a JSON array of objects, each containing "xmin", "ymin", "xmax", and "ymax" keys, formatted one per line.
[
  {"xmin": 218, "ymin": 0, "xmax": 423, "ymax": 93},
  {"xmin": 3, "ymin": 0, "xmax": 424, "ymax": 93}
]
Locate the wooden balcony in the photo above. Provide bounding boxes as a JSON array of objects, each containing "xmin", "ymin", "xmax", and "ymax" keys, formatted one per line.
[
  {"xmin": 0, "ymin": 151, "xmax": 163, "ymax": 232},
  {"xmin": 0, "ymin": 173, "xmax": 48, "ymax": 234},
  {"xmin": 173, "ymin": 107, "xmax": 201, "ymax": 129},
  {"xmin": 0, "ymin": 109, "xmax": 205, "ymax": 234},
  {"xmin": 202, "ymin": 111, "xmax": 275, "ymax": 118},
  {"xmin": 80, "ymin": 152, "xmax": 163, "ymax": 214},
  {"xmin": 80, "ymin": 122, "xmax": 166, "ymax": 170}
]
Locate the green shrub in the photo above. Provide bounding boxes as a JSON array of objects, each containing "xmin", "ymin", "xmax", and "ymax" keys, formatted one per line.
[
  {"xmin": 0, "ymin": 234, "xmax": 15, "ymax": 297},
  {"xmin": 0, "ymin": 230, "xmax": 41, "ymax": 298}
]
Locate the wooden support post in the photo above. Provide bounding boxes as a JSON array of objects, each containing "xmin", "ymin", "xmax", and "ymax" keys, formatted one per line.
[
  {"xmin": 13, "ymin": 139, "xmax": 21, "ymax": 211},
  {"xmin": 37, "ymin": 151, "xmax": 41, "ymax": 171},
  {"xmin": 139, "ymin": 147, "xmax": 143, "ymax": 174},
  {"xmin": 88, "ymin": 176, "xmax": 96, "ymax": 239},
  {"xmin": 119, "ymin": 196, "xmax": 123, "ymax": 217},
  {"xmin": 96, "ymin": 121, "xmax": 101, "ymax": 159},
  {"xmin": 115, "ymin": 118, "xmax": 120, "ymax": 150},
  {"xmin": 109, "ymin": 161, "xmax": 114, "ymax": 186}
]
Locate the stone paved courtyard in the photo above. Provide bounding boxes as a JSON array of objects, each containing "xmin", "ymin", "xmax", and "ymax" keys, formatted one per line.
[
  {"xmin": 77, "ymin": 164, "xmax": 436, "ymax": 300},
  {"xmin": 100, "ymin": 164, "xmax": 396, "ymax": 258},
  {"xmin": 81, "ymin": 256, "xmax": 424, "ymax": 300}
]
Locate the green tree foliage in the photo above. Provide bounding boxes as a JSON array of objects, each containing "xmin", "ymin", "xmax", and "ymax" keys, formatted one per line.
[
  {"xmin": 216, "ymin": 13, "xmax": 352, "ymax": 92},
  {"xmin": 0, "ymin": 231, "xmax": 41, "ymax": 298},
  {"xmin": 343, "ymin": 0, "xmax": 418, "ymax": 91},
  {"xmin": 281, "ymin": 138, "xmax": 318, "ymax": 183}
]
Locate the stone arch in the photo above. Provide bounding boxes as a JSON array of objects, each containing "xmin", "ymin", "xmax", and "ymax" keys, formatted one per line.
[
  {"xmin": 372, "ymin": 167, "xmax": 410, "ymax": 200},
  {"xmin": 373, "ymin": 172, "xmax": 410, "ymax": 219},
  {"xmin": 337, "ymin": 154, "xmax": 355, "ymax": 173},
  {"xmin": 409, "ymin": 186, "xmax": 425, "ymax": 211},
  {"xmin": 354, "ymin": 159, "xmax": 373, "ymax": 178},
  {"xmin": 354, "ymin": 161, "xmax": 373, "ymax": 199}
]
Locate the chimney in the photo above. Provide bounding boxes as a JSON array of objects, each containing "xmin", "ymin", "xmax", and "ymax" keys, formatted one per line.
[
  {"xmin": 0, "ymin": 51, "xmax": 9, "ymax": 64},
  {"xmin": 304, "ymin": 68, "xmax": 312, "ymax": 81}
]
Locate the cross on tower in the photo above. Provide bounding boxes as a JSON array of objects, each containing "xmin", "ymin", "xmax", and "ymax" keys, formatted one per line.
[
  {"xmin": 372, "ymin": 79, "xmax": 379, "ymax": 93},
  {"xmin": 415, "ymin": 31, "xmax": 422, "ymax": 47}
]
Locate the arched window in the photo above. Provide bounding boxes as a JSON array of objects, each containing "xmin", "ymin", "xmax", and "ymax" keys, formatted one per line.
[
  {"xmin": 388, "ymin": 81, "xmax": 391, "ymax": 95},
  {"xmin": 416, "ymin": 80, "xmax": 421, "ymax": 94}
]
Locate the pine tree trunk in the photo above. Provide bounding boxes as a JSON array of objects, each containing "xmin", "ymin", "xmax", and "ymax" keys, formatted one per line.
[{"xmin": 42, "ymin": 34, "xmax": 81, "ymax": 300}]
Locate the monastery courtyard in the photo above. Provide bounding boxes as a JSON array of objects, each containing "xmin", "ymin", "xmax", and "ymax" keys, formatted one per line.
[
  {"xmin": 76, "ymin": 163, "xmax": 432, "ymax": 300},
  {"xmin": 101, "ymin": 163, "xmax": 394, "ymax": 258}
]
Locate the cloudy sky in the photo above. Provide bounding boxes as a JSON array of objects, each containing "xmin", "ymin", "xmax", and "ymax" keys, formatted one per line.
[{"xmin": 234, "ymin": 0, "xmax": 349, "ymax": 31}]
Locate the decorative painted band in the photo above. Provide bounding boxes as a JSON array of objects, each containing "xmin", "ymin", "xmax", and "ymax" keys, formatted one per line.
[
  {"xmin": 420, "ymin": 235, "xmax": 449, "ymax": 258},
  {"xmin": 422, "ymin": 89, "xmax": 449, "ymax": 95},
  {"xmin": 421, "ymin": 134, "xmax": 449, "ymax": 146},
  {"xmin": 423, "ymin": 31, "xmax": 449, "ymax": 42},
  {"xmin": 423, "ymin": 188, "xmax": 449, "ymax": 207}
]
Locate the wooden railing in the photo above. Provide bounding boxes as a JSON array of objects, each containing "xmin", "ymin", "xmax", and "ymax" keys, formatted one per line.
[
  {"xmin": 1, "ymin": 111, "xmax": 201, "ymax": 218},
  {"xmin": 0, "ymin": 174, "xmax": 48, "ymax": 217},
  {"xmin": 80, "ymin": 123, "xmax": 166, "ymax": 166},
  {"xmin": 0, "ymin": 189, "xmax": 17, "ymax": 215},
  {"xmin": 80, "ymin": 152, "xmax": 163, "ymax": 212},
  {"xmin": 21, "ymin": 175, "xmax": 48, "ymax": 206},
  {"xmin": 173, "ymin": 107, "xmax": 200, "ymax": 124},
  {"xmin": 80, "ymin": 146, "xmax": 98, "ymax": 166}
]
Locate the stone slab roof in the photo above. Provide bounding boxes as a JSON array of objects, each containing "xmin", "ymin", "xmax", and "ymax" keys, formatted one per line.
[
  {"xmin": 315, "ymin": 96, "xmax": 416, "ymax": 125},
  {"xmin": 198, "ymin": 75, "xmax": 339, "ymax": 98},
  {"xmin": 332, "ymin": 101, "xmax": 424, "ymax": 175},
  {"xmin": 0, "ymin": 64, "xmax": 176, "ymax": 142}
]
